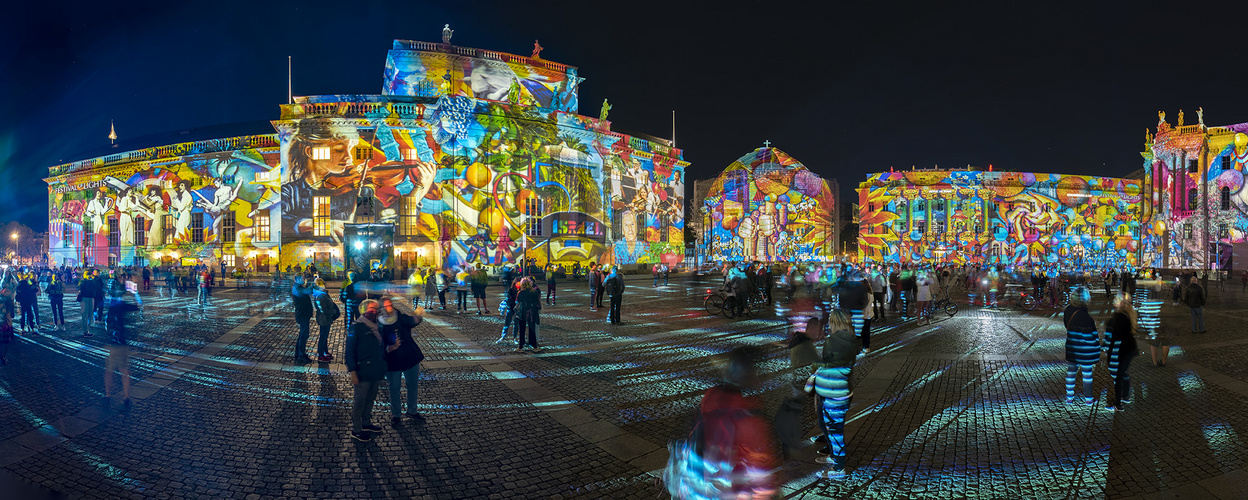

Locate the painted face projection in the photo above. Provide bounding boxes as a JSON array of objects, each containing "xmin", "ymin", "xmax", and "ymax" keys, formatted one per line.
[
  {"xmin": 858, "ymin": 171, "xmax": 1142, "ymax": 267},
  {"xmin": 383, "ymin": 43, "xmax": 581, "ymax": 113},
  {"xmin": 703, "ymin": 148, "xmax": 835, "ymax": 263}
]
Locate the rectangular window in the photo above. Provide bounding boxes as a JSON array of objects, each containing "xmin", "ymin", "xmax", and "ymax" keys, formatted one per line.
[
  {"xmin": 399, "ymin": 195, "xmax": 421, "ymax": 236},
  {"xmin": 135, "ymin": 217, "xmax": 146, "ymax": 246},
  {"xmin": 354, "ymin": 147, "xmax": 373, "ymax": 161},
  {"xmin": 62, "ymin": 223, "xmax": 72, "ymax": 247},
  {"xmin": 256, "ymin": 254, "xmax": 270, "ymax": 272},
  {"xmin": 402, "ymin": 149, "xmax": 420, "ymax": 161},
  {"xmin": 223, "ymin": 254, "xmax": 236, "ymax": 267},
  {"xmin": 1224, "ymin": 155, "xmax": 1233, "ymax": 169},
  {"xmin": 1219, "ymin": 224, "xmax": 1229, "ymax": 239},
  {"xmin": 108, "ymin": 218, "xmax": 119, "ymax": 248},
  {"xmin": 1188, "ymin": 159, "xmax": 1198, "ymax": 173},
  {"xmin": 355, "ymin": 196, "xmax": 375, "ymax": 223},
  {"xmin": 191, "ymin": 213, "xmax": 204, "ymax": 243},
  {"xmin": 107, "ymin": 254, "xmax": 118, "ymax": 267},
  {"xmin": 312, "ymin": 196, "xmax": 331, "ymax": 236},
  {"xmin": 526, "ymin": 198, "xmax": 543, "ymax": 237},
  {"xmin": 612, "ymin": 209, "xmax": 624, "ymax": 237},
  {"xmin": 256, "ymin": 171, "xmax": 270, "ymax": 182},
  {"xmin": 222, "ymin": 212, "xmax": 236, "ymax": 242},
  {"xmin": 1184, "ymin": 224, "xmax": 1193, "ymax": 240},
  {"xmin": 311, "ymin": 147, "xmax": 331, "ymax": 161},
  {"xmin": 255, "ymin": 213, "xmax": 270, "ymax": 242},
  {"xmin": 163, "ymin": 214, "xmax": 174, "ymax": 244}
]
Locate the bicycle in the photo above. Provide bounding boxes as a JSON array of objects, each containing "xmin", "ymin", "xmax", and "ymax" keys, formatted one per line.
[
  {"xmin": 997, "ymin": 284, "xmax": 1037, "ymax": 311},
  {"xmin": 704, "ymin": 287, "xmax": 728, "ymax": 317},
  {"xmin": 930, "ymin": 293, "xmax": 959, "ymax": 318}
]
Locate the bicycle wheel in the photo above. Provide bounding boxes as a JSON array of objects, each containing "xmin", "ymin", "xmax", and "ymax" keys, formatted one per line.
[
  {"xmin": 944, "ymin": 301, "xmax": 958, "ymax": 317},
  {"xmin": 1019, "ymin": 295, "xmax": 1037, "ymax": 311},
  {"xmin": 722, "ymin": 297, "xmax": 739, "ymax": 318},
  {"xmin": 705, "ymin": 295, "xmax": 724, "ymax": 316}
]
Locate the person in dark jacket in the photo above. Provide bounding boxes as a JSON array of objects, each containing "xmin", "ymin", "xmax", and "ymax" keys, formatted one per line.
[
  {"xmin": 346, "ymin": 299, "xmax": 388, "ymax": 442},
  {"xmin": 0, "ymin": 287, "xmax": 15, "ymax": 365},
  {"xmin": 311, "ymin": 279, "xmax": 339, "ymax": 362},
  {"xmin": 379, "ymin": 296, "xmax": 425, "ymax": 425},
  {"xmin": 805, "ymin": 309, "xmax": 857, "ymax": 476},
  {"xmin": 340, "ymin": 272, "xmax": 361, "ymax": 328},
  {"xmin": 93, "ymin": 269, "xmax": 107, "ymax": 323},
  {"xmin": 15, "ymin": 276, "xmax": 40, "ymax": 333},
  {"xmin": 514, "ymin": 278, "xmax": 543, "ymax": 352},
  {"xmin": 497, "ymin": 278, "xmax": 521, "ymax": 344},
  {"xmin": 46, "ymin": 274, "xmax": 64, "ymax": 331},
  {"xmin": 104, "ymin": 283, "xmax": 140, "ymax": 411},
  {"xmin": 1063, "ymin": 287, "xmax": 1100, "ymax": 405},
  {"xmin": 1182, "ymin": 276, "xmax": 1206, "ymax": 333},
  {"xmin": 291, "ymin": 274, "xmax": 314, "ymax": 363},
  {"xmin": 604, "ymin": 267, "xmax": 624, "ymax": 324},
  {"xmin": 77, "ymin": 271, "xmax": 98, "ymax": 337},
  {"xmin": 1104, "ymin": 293, "xmax": 1139, "ymax": 411},
  {"xmin": 588, "ymin": 264, "xmax": 603, "ymax": 312},
  {"xmin": 545, "ymin": 265, "xmax": 557, "ymax": 305}
]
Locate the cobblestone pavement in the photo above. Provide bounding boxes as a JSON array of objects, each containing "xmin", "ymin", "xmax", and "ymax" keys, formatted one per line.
[{"xmin": 1, "ymin": 276, "xmax": 1247, "ymax": 499}]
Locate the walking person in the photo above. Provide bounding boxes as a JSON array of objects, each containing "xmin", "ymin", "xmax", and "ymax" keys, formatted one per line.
[
  {"xmin": 1063, "ymin": 287, "xmax": 1099, "ymax": 405},
  {"xmin": 46, "ymin": 274, "xmax": 64, "ymax": 331},
  {"xmin": 693, "ymin": 346, "xmax": 780, "ymax": 496},
  {"xmin": 605, "ymin": 266, "xmax": 624, "ymax": 325},
  {"xmin": 340, "ymin": 272, "xmax": 361, "ymax": 329},
  {"xmin": 141, "ymin": 266, "xmax": 151, "ymax": 291},
  {"xmin": 1104, "ymin": 293, "xmax": 1139, "ymax": 411},
  {"xmin": 379, "ymin": 296, "xmax": 426, "ymax": 425},
  {"xmin": 291, "ymin": 274, "xmax": 314, "ymax": 363},
  {"xmin": 1182, "ymin": 275, "xmax": 1206, "ymax": 333},
  {"xmin": 103, "ymin": 281, "xmax": 140, "ymax": 411},
  {"xmin": 436, "ymin": 268, "xmax": 450, "ymax": 310},
  {"xmin": 471, "ymin": 267, "xmax": 490, "ymax": 314},
  {"xmin": 345, "ymin": 299, "xmax": 387, "ymax": 442},
  {"xmin": 77, "ymin": 271, "xmax": 98, "ymax": 338},
  {"xmin": 311, "ymin": 279, "xmax": 340, "ymax": 362},
  {"xmin": 545, "ymin": 265, "xmax": 557, "ymax": 305},
  {"xmin": 406, "ymin": 269, "xmax": 424, "ymax": 308},
  {"xmin": 806, "ymin": 309, "xmax": 857, "ymax": 477},
  {"xmin": 514, "ymin": 278, "xmax": 543, "ymax": 352},
  {"xmin": 869, "ymin": 268, "xmax": 887, "ymax": 322}
]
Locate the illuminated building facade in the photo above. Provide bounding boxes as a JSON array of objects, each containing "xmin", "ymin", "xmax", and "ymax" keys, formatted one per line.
[
  {"xmin": 1141, "ymin": 111, "xmax": 1248, "ymax": 270},
  {"xmin": 45, "ymin": 37, "xmax": 686, "ymax": 273},
  {"xmin": 857, "ymin": 169, "xmax": 1143, "ymax": 267},
  {"xmin": 699, "ymin": 147, "xmax": 837, "ymax": 263}
]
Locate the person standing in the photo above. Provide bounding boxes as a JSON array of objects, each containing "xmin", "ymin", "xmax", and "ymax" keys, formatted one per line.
[
  {"xmin": 291, "ymin": 274, "xmax": 314, "ymax": 363},
  {"xmin": 379, "ymin": 296, "xmax": 425, "ymax": 425},
  {"xmin": 514, "ymin": 278, "xmax": 543, "ymax": 352},
  {"xmin": 497, "ymin": 278, "xmax": 521, "ymax": 344},
  {"xmin": 0, "ymin": 287, "xmax": 15, "ymax": 365},
  {"xmin": 15, "ymin": 275, "xmax": 40, "ymax": 333},
  {"xmin": 471, "ymin": 267, "xmax": 490, "ymax": 314},
  {"xmin": 806, "ymin": 310, "xmax": 856, "ymax": 477},
  {"xmin": 435, "ymin": 268, "xmax": 449, "ymax": 310},
  {"xmin": 453, "ymin": 267, "xmax": 469, "ymax": 313},
  {"xmin": 1104, "ymin": 293, "xmax": 1139, "ymax": 411},
  {"xmin": 1063, "ymin": 287, "xmax": 1099, "ymax": 405},
  {"xmin": 652, "ymin": 264, "xmax": 660, "ymax": 287},
  {"xmin": 605, "ymin": 267, "xmax": 624, "ymax": 325},
  {"xmin": 1241, "ymin": 270, "xmax": 1247, "ymax": 293},
  {"xmin": 46, "ymin": 274, "xmax": 64, "ymax": 331},
  {"xmin": 758, "ymin": 264, "xmax": 773, "ymax": 304},
  {"xmin": 588, "ymin": 264, "xmax": 602, "ymax": 312},
  {"xmin": 345, "ymin": 299, "xmax": 387, "ymax": 442},
  {"xmin": 311, "ymin": 279, "xmax": 340, "ymax": 362},
  {"xmin": 77, "ymin": 271, "xmax": 98, "ymax": 338},
  {"xmin": 545, "ymin": 265, "xmax": 557, "ymax": 305},
  {"xmin": 340, "ymin": 272, "xmax": 361, "ymax": 329},
  {"xmin": 93, "ymin": 270, "xmax": 107, "ymax": 324},
  {"xmin": 141, "ymin": 266, "xmax": 151, "ymax": 291},
  {"xmin": 662, "ymin": 263, "xmax": 670, "ymax": 287},
  {"xmin": 422, "ymin": 268, "xmax": 438, "ymax": 309},
  {"xmin": 869, "ymin": 268, "xmax": 887, "ymax": 322},
  {"xmin": 1182, "ymin": 275, "xmax": 1206, "ymax": 333},
  {"xmin": 915, "ymin": 270, "xmax": 933, "ymax": 325},
  {"xmin": 406, "ymin": 269, "xmax": 424, "ymax": 308}
]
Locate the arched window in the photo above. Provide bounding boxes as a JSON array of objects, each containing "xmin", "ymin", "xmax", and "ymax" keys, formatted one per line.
[
  {"xmin": 1189, "ymin": 188, "xmax": 1199, "ymax": 210},
  {"xmin": 1221, "ymin": 186, "xmax": 1231, "ymax": 210}
]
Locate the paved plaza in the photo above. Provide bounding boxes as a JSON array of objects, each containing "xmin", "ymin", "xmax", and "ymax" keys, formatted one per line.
[{"xmin": 1, "ymin": 275, "xmax": 1247, "ymax": 499}]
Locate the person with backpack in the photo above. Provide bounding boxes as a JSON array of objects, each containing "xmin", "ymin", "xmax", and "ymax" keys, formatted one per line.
[
  {"xmin": 605, "ymin": 266, "xmax": 625, "ymax": 324},
  {"xmin": 311, "ymin": 279, "xmax": 340, "ymax": 362}
]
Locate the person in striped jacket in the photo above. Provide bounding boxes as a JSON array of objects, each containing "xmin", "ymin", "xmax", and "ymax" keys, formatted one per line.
[
  {"xmin": 805, "ymin": 309, "xmax": 857, "ymax": 478},
  {"xmin": 1063, "ymin": 287, "xmax": 1100, "ymax": 405}
]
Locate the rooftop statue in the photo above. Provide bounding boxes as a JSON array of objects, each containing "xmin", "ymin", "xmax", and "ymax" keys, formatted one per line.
[
  {"xmin": 1197, "ymin": 107, "xmax": 1204, "ymax": 127},
  {"xmin": 599, "ymin": 99, "xmax": 611, "ymax": 121},
  {"xmin": 532, "ymin": 40, "xmax": 543, "ymax": 59},
  {"xmin": 1177, "ymin": 109, "xmax": 1185, "ymax": 127},
  {"xmin": 1158, "ymin": 110, "xmax": 1165, "ymax": 126},
  {"xmin": 442, "ymin": 24, "xmax": 453, "ymax": 44}
]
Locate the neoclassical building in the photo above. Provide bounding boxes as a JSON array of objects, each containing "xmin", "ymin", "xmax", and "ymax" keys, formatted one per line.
[
  {"xmin": 698, "ymin": 146, "xmax": 837, "ymax": 263},
  {"xmin": 857, "ymin": 169, "xmax": 1143, "ymax": 267},
  {"xmin": 1140, "ymin": 110, "xmax": 1248, "ymax": 270},
  {"xmin": 45, "ymin": 35, "xmax": 687, "ymax": 273}
]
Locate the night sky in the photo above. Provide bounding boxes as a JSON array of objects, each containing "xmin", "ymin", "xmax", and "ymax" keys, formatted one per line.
[{"xmin": 4, "ymin": 1, "xmax": 1247, "ymax": 232}]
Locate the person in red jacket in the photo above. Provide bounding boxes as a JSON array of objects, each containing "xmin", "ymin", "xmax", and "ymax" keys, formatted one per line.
[{"xmin": 698, "ymin": 346, "xmax": 780, "ymax": 496}]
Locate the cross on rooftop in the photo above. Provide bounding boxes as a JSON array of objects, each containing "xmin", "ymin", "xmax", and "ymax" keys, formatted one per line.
[{"xmin": 763, "ymin": 140, "xmax": 771, "ymax": 148}]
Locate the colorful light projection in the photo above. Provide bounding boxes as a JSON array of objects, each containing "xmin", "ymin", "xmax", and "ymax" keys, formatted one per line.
[
  {"xmin": 702, "ymin": 148, "xmax": 835, "ymax": 263},
  {"xmin": 858, "ymin": 170, "xmax": 1142, "ymax": 267},
  {"xmin": 1141, "ymin": 116, "xmax": 1248, "ymax": 270},
  {"xmin": 46, "ymin": 139, "xmax": 282, "ymax": 267}
]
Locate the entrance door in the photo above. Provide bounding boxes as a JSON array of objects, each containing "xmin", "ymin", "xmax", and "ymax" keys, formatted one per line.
[{"xmin": 343, "ymin": 223, "xmax": 394, "ymax": 275}]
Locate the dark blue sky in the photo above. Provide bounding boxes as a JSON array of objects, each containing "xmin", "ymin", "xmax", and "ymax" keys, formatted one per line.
[{"xmin": 3, "ymin": 1, "xmax": 1246, "ymax": 231}]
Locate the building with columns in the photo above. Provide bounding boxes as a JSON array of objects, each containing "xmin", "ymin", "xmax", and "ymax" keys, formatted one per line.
[
  {"xmin": 44, "ymin": 35, "xmax": 687, "ymax": 274},
  {"xmin": 1140, "ymin": 110, "xmax": 1248, "ymax": 271}
]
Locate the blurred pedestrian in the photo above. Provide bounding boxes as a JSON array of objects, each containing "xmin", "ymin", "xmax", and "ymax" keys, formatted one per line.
[
  {"xmin": 340, "ymin": 271, "xmax": 361, "ymax": 328},
  {"xmin": 1063, "ymin": 287, "xmax": 1099, "ymax": 405},
  {"xmin": 453, "ymin": 267, "xmax": 469, "ymax": 313},
  {"xmin": 346, "ymin": 299, "xmax": 387, "ymax": 442},
  {"xmin": 697, "ymin": 346, "xmax": 779, "ymax": 495},
  {"xmin": 311, "ymin": 279, "xmax": 340, "ymax": 362},
  {"xmin": 1104, "ymin": 293, "xmax": 1139, "ymax": 411},
  {"xmin": 1182, "ymin": 275, "xmax": 1206, "ymax": 333},
  {"xmin": 776, "ymin": 317, "xmax": 821, "ymax": 458},
  {"xmin": 806, "ymin": 310, "xmax": 856, "ymax": 477},
  {"xmin": 380, "ymin": 296, "xmax": 425, "ymax": 425},
  {"xmin": 423, "ymin": 268, "xmax": 438, "ymax": 309},
  {"xmin": 103, "ymin": 281, "xmax": 140, "ymax": 411},
  {"xmin": 407, "ymin": 269, "xmax": 424, "ymax": 307}
]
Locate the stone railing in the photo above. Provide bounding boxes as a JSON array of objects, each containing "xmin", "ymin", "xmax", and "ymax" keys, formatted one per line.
[
  {"xmin": 391, "ymin": 39, "xmax": 572, "ymax": 74},
  {"xmin": 50, "ymin": 135, "xmax": 279, "ymax": 176}
]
